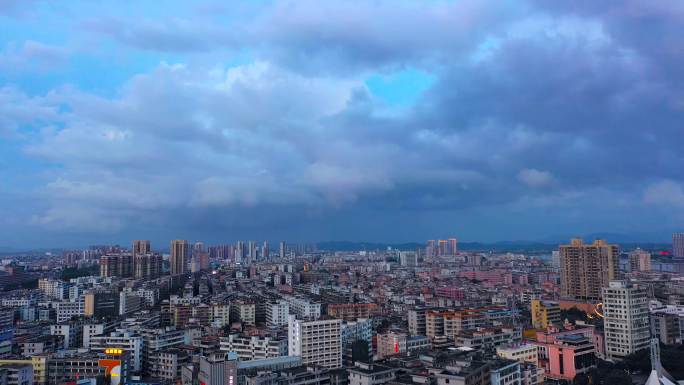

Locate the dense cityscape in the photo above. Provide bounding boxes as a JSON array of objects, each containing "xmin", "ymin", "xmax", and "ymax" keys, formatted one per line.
[
  {"xmin": 0, "ymin": 235, "xmax": 682, "ymax": 385},
  {"xmin": 3, "ymin": 1, "xmax": 684, "ymax": 385}
]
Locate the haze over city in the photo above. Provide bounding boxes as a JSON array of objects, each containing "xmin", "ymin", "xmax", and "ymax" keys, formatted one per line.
[{"xmin": 2, "ymin": 1, "xmax": 683, "ymax": 248}]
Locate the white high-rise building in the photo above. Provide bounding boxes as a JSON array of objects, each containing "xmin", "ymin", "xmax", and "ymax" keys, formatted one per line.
[
  {"xmin": 288, "ymin": 315, "xmax": 342, "ymax": 368},
  {"xmin": 399, "ymin": 252, "xmax": 417, "ymax": 267},
  {"xmin": 603, "ymin": 281, "xmax": 650, "ymax": 361}
]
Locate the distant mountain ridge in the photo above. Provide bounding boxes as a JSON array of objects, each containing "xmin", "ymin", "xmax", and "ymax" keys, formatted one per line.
[{"xmin": 316, "ymin": 239, "xmax": 671, "ymax": 252}]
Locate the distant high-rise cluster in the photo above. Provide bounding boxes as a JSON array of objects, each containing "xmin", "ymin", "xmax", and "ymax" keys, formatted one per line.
[
  {"xmin": 425, "ymin": 238, "xmax": 458, "ymax": 258},
  {"xmin": 559, "ymin": 238, "xmax": 619, "ymax": 300},
  {"xmin": 99, "ymin": 240, "xmax": 161, "ymax": 279}
]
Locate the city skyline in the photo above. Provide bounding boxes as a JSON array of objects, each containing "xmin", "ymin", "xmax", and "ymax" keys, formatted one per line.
[{"xmin": 2, "ymin": 1, "xmax": 684, "ymax": 248}]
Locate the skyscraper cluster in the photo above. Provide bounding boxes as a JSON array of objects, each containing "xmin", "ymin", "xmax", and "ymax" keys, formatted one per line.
[{"xmin": 425, "ymin": 238, "xmax": 458, "ymax": 258}]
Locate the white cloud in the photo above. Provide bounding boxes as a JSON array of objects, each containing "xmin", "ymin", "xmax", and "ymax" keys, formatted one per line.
[
  {"xmin": 644, "ymin": 180, "xmax": 684, "ymax": 207},
  {"xmin": 517, "ymin": 168, "xmax": 555, "ymax": 188}
]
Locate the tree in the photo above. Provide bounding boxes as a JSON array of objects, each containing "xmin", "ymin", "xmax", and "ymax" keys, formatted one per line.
[
  {"xmin": 560, "ymin": 307, "xmax": 588, "ymax": 324},
  {"xmin": 603, "ymin": 369, "xmax": 631, "ymax": 385},
  {"xmin": 574, "ymin": 374, "xmax": 590, "ymax": 385}
]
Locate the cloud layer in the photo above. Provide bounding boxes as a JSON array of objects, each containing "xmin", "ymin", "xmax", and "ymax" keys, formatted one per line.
[{"xmin": 1, "ymin": 0, "xmax": 683, "ymax": 247}]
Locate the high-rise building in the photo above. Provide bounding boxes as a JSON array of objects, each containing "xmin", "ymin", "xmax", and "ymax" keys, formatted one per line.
[
  {"xmin": 438, "ymin": 240, "xmax": 447, "ymax": 256},
  {"xmin": 551, "ymin": 251, "xmax": 560, "ymax": 269},
  {"xmin": 209, "ymin": 244, "xmax": 231, "ymax": 260},
  {"xmin": 235, "ymin": 241, "xmax": 245, "ymax": 264},
  {"xmin": 426, "ymin": 240, "xmax": 436, "ymax": 259},
  {"xmin": 170, "ymin": 240, "xmax": 188, "ymax": 276},
  {"xmin": 199, "ymin": 252, "xmax": 209, "ymax": 271},
  {"xmin": 248, "ymin": 241, "xmax": 257, "ymax": 263},
  {"xmin": 193, "ymin": 242, "xmax": 204, "ymax": 254},
  {"xmin": 99, "ymin": 254, "xmax": 133, "ymax": 278},
  {"xmin": 673, "ymin": 233, "xmax": 684, "ymax": 260},
  {"xmin": 279, "ymin": 241, "xmax": 286, "ymax": 259},
  {"xmin": 559, "ymin": 238, "xmax": 619, "ymax": 300},
  {"xmin": 288, "ymin": 315, "xmax": 342, "ymax": 368},
  {"xmin": 628, "ymin": 248, "xmax": 651, "ymax": 272},
  {"xmin": 262, "ymin": 241, "xmax": 269, "ymax": 261},
  {"xmin": 448, "ymin": 238, "xmax": 458, "ymax": 255},
  {"xmin": 134, "ymin": 253, "xmax": 162, "ymax": 279},
  {"xmin": 602, "ymin": 281, "xmax": 650, "ymax": 361},
  {"xmin": 132, "ymin": 240, "xmax": 151, "ymax": 256}
]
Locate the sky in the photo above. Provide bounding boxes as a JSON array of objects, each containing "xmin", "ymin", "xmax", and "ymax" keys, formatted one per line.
[{"xmin": 1, "ymin": 0, "xmax": 683, "ymax": 248}]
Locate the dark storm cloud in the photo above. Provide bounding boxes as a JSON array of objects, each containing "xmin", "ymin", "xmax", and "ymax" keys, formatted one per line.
[{"xmin": 1, "ymin": 0, "xmax": 684, "ymax": 246}]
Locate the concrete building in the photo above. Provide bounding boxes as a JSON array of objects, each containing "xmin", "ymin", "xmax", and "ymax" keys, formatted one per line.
[
  {"xmin": 288, "ymin": 315, "xmax": 342, "ymax": 368},
  {"xmin": 559, "ymin": 238, "xmax": 619, "ymax": 300},
  {"xmin": 198, "ymin": 352, "xmax": 238, "ymax": 385},
  {"xmin": 38, "ymin": 279, "xmax": 68, "ymax": 300},
  {"xmin": 244, "ymin": 366, "xmax": 342, "ymax": 385},
  {"xmin": 149, "ymin": 348, "xmax": 190, "ymax": 381},
  {"xmin": 99, "ymin": 254, "xmax": 133, "ymax": 278},
  {"xmin": 434, "ymin": 360, "xmax": 490, "ymax": 385},
  {"xmin": 376, "ymin": 332, "xmax": 430, "ymax": 359},
  {"xmin": 285, "ymin": 296, "xmax": 321, "ymax": 320},
  {"xmin": 454, "ymin": 327, "xmax": 522, "ymax": 350},
  {"xmin": 264, "ymin": 300, "xmax": 289, "ymax": 327},
  {"xmin": 210, "ymin": 304, "xmax": 231, "ymax": 328},
  {"xmin": 134, "ymin": 253, "xmax": 162, "ymax": 279},
  {"xmin": 219, "ymin": 334, "xmax": 287, "ymax": 361},
  {"xmin": 530, "ymin": 300, "xmax": 561, "ymax": 329},
  {"xmin": 170, "ymin": 240, "xmax": 189, "ymax": 276},
  {"xmin": 399, "ymin": 252, "xmax": 417, "ymax": 267},
  {"xmin": 603, "ymin": 281, "xmax": 650, "ymax": 361},
  {"xmin": 0, "ymin": 363, "xmax": 33, "ymax": 385},
  {"xmin": 55, "ymin": 300, "xmax": 86, "ymax": 323},
  {"xmin": 629, "ymin": 248, "xmax": 651, "ymax": 272},
  {"xmin": 341, "ymin": 318, "xmax": 373, "ymax": 364},
  {"xmin": 651, "ymin": 312, "xmax": 680, "ymax": 345},
  {"xmin": 533, "ymin": 331, "xmax": 596, "ymax": 381},
  {"xmin": 132, "ymin": 240, "xmax": 151, "ymax": 256},
  {"xmin": 490, "ymin": 360, "xmax": 521, "ymax": 385},
  {"xmin": 408, "ymin": 307, "xmax": 430, "ymax": 336},
  {"xmin": 347, "ymin": 362, "xmax": 397, "ymax": 385},
  {"xmin": 84, "ymin": 291, "xmax": 119, "ymax": 318},
  {"xmin": 496, "ymin": 344, "xmax": 538, "ymax": 365},
  {"xmin": 82, "ymin": 320, "xmax": 117, "ymax": 350},
  {"xmin": 89, "ymin": 330, "xmax": 143, "ymax": 373},
  {"xmin": 673, "ymin": 233, "xmax": 684, "ymax": 260},
  {"xmin": 327, "ymin": 303, "xmax": 379, "ymax": 321},
  {"xmin": 230, "ymin": 301, "xmax": 256, "ymax": 326}
]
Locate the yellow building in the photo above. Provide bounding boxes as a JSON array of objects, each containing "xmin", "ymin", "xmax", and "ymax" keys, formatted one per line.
[{"xmin": 531, "ymin": 299, "xmax": 561, "ymax": 329}]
